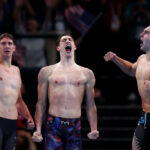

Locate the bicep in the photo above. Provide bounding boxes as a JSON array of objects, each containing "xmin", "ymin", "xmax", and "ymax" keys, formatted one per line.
[
  {"xmin": 131, "ymin": 55, "xmax": 144, "ymax": 76},
  {"xmin": 38, "ymin": 81, "xmax": 48, "ymax": 101},
  {"xmin": 37, "ymin": 70, "xmax": 49, "ymax": 105},
  {"xmin": 85, "ymin": 71, "xmax": 95, "ymax": 106},
  {"xmin": 131, "ymin": 62, "xmax": 137, "ymax": 76}
]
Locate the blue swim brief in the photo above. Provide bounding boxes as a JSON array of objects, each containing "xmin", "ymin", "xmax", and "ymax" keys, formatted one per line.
[{"xmin": 45, "ymin": 114, "xmax": 82, "ymax": 150}]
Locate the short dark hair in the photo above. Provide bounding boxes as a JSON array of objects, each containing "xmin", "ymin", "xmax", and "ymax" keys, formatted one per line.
[
  {"xmin": 0, "ymin": 33, "xmax": 15, "ymax": 44},
  {"xmin": 56, "ymin": 34, "xmax": 74, "ymax": 46}
]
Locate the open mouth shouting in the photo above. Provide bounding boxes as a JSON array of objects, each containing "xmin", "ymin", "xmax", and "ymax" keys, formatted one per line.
[
  {"xmin": 140, "ymin": 37, "xmax": 144, "ymax": 49},
  {"xmin": 65, "ymin": 46, "xmax": 72, "ymax": 53},
  {"xmin": 140, "ymin": 41, "xmax": 143, "ymax": 47}
]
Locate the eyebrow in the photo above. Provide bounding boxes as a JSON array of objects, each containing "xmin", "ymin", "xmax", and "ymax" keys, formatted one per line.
[
  {"xmin": 61, "ymin": 38, "xmax": 72, "ymax": 41},
  {"xmin": 1, "ymin": 41, "xmax": 13, "ymax": 43},
  {"xmin": 144, "ymin": 30, "xmax": 150, "ymax": 34}
]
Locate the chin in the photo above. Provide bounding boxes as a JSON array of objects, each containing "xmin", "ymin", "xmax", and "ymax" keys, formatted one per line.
[
  {"xmin": 140, "ymin": 46, "xmax": 145, "ymax": 51},
  {"xmin": 66, "ymin": 54, "xmax": 71, "ymax": 57},
  {"xmin": 4, "ymin": 54, "xmax": 12, "ymax": 57},
  {"xmin": 142, "ymin": 48, "xmax": 149, "ymax": 53},
  {"xmin": 66, "ymin": 53, "xmax": 72, "ymax": 56}
]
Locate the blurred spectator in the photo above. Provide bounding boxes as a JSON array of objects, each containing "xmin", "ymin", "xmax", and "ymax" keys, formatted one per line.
[
  {"xmin": 94, "ymin": 88, "xmax": 106, "ymax": 105},
  {"xmin": 12, "ymin": 0, "xmax": 35, "ymax": 33},
  {"xmin": 44, "ymin": 0, "xmax": 67, "ymax": 33},
  {"xmin": 65, "ymin": 0, "xmax": 73, "ymax": 6},
  {"xmin": 12, "ymin": 44, "xmax": 26, "ymax": 68},
  {"xmin": 126, "ymin": 0, "xmax": 150, "ymax": 42},
  {"xmin": 108, "ymin": 0, "xmax": 127, "ymax": 33},
  {"xmin": 44, "ymin": 0, "xmax": 63, "ymax": 65},
  {"xmin": 16, "ymin": 129, "xmax": 37, "ymax": 150},
  {"xmin": 125, "ymin": 0, "xmax": 150, "ymax": 61},
  {"xmin": 13, "ymin": 0, "xmax": 47, "ymax": 68},
  {"xmin": 96, "ymin": 0, "xmax": 128, "ymax": 56},
  {"xmin": 64, "ymin": 1, "xmax": 96, "ymax": 42},
  {"xmin": 44, "ymin": 0, "xmax": 71, "ymax": 65},
  {"xmin": 65, "ymin": 0, "xmax": 127, "ymax": 35},
  {"xmin": 64, "ymin": 0, "xmax": 127, "ymax": 47},
  {"xmin": 65, "ymin": 4, "xmax": 95, "ymax": 36},
  {"xmin": 14, "ymin": 17, "xmax": 47, "ymax": 68},
  {"xmin": 13, "ymin": 0, "xmax": 48, "ymax": 114},
  {"xmin": 0, "ymin": 0, "xmax": 15, "ymax": 34}
]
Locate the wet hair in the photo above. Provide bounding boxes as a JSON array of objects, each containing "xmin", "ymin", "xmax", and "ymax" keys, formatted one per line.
[
  {"xmin": 56, "ymin": 34, "xmax": 75, "ymax": 46},
  {"xmin": 0, "ymin": 33, "xmax": 15, "ymax": 44}
]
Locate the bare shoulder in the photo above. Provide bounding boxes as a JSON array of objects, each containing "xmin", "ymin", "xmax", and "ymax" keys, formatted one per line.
[
  {"xmin": 39, "ymin": 64, "xmax": 58, "ymax": 80},
  {"xmin": 137, "ymin": 54, "xmax": 146, "ymax": 62},
  {"xmin": 12, "ymin": 65, "xmax": 20, "ymax": 73},
  {"xmin": 77, "ymin": 65, "xmax": 95, "ymax": 79}
]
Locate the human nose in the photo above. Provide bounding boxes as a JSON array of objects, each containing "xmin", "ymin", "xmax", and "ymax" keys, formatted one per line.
[
  {"xmin": 140, "ymin": 32, "xmax": 144, "ymax": 38},
  {"xmin": 66, "ymin": 39, "xmax": 70, "ymax": 44},
  {"xmin": 4, "ymin": 44, "xmax": 10, "ymax": 49},
  {"xmin": 5, "ymin": 43, "xmax": 10, "ymax": 47}
]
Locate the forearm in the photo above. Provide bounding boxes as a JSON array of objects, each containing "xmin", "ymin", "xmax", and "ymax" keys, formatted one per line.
[
  {"xmin": 17, "ymin": 101, "xmax": 32, "ymax": 119},
  {"xmin": 112, "ymin": 55, "xmax": 134, "ymax": 76},
  {"xmin": 86, "ymin": 104, "xmax": 98, "ymax": 131},
  {"xmin": 34, "ymin": 101, "xmax": 46, "ymax": 132},
  {"xmin": 13, "ymin": 7, "xmax": 22, "ymax": 24}
]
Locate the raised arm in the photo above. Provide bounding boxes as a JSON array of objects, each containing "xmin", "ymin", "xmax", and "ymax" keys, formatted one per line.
[
  {"xmin": 32, "ymin": 67, "xmax": 49, "ymax": 142},
  {"xmin": 85, "ymin": 69, "xmax": 99, "ymax": 140},
  {"xmin": 104, "ymin": 51, "xmax": 137, "ymax": 77}
]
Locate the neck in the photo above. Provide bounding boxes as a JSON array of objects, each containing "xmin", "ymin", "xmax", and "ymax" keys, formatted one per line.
[
  {"xmin": 0, "ymin": 56, "xmax": 12, "ymax": 67},
  {"xmin": 60, "ymin": 56, "xmax": 75, "ymax": 67}
]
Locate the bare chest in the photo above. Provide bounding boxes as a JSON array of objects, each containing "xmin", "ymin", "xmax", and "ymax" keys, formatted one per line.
[
  {"xmin": 136, "ymin": 60, "xmax": 150, "ymax": 80},
  {"xmin": 49, "ymin": 70, "xmax": 87, "ymax": 86},
  {"xmin": 0, "ymin": 69, "xmax": 21, "ymax": 89}
]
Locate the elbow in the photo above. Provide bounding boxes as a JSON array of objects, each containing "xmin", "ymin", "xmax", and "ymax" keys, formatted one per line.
[
  {"xmin": 126, "ymin": 72, "xmax": 134, "ymax": 77},
  {"xmin": 130, "ymin": 73, "xmax": 135, "ymax": 77},
  {"xmin": 129, "ymin": 71, "xmax": 135, "ymax": 77},
  {"xmin": 127, "ymin": 67, "xmax": 135, "ymax": 77}
]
